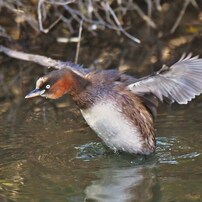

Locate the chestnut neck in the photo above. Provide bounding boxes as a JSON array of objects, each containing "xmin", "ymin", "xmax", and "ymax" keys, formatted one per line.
[
  {"xmin": 63, "ymin": 70, "xmax": 91, "ymax": 107},
  {"xmin": 65, "ymin": 71, "xmax": 89, "ymax": 95}
]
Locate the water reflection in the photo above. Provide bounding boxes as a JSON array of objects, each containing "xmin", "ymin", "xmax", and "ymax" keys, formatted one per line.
[
  {"xmin": 0, "ymin": 99, "xmax": 202, "ymax": 201},
  {"xmin": 85, "ymin": 164, "xmax": 158, "ymax": 202}
]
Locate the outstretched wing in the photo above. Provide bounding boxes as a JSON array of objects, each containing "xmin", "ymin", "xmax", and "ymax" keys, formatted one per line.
[{"xmin": 128, "ymin": 54, "xmax": 202, "ymax": 104}]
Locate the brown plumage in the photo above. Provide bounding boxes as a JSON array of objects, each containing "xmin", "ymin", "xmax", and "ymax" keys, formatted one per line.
[{"xmin": 25, "ymin": 54, "xmax": 202, "ymax": 155}]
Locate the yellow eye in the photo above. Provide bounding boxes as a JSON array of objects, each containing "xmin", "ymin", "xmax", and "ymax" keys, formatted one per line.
[{"xmin": 46, "ymin": 84, "xmax": 51, "ymax": 89}]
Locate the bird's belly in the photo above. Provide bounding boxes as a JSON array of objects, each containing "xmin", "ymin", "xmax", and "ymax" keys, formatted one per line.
[{"xmin": 80, "ymin": 102, "xmax": 144, "ymax": 154}]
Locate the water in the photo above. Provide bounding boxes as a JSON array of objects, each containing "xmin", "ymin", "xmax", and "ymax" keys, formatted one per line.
[{"xmin": 0, "ymin": 97, "xmax": 202, "ymax": 202}]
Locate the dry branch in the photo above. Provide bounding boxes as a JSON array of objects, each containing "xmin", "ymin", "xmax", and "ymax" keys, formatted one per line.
[
  {"xmin": 170, "ymin": 0, "xmax": 191, "ymax": 33},
  {"xmin": 0, "ymin": 0, "xmax": 142, "ymax": 43},
  {"xmin": 0, "ymin": 45, "xmax": 88, "ymax": 75}
]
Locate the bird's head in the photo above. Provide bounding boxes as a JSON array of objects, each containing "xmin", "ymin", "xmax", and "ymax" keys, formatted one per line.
[{"xmin": 25, "ymin": 68, "xmax": 88, "ymax": 99}]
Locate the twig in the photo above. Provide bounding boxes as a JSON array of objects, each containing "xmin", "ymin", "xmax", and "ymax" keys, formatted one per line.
[
  {"xmin": 170, "ymin": 0, "xmax": 191, "ymax": 34},
  {"xmin": 75, "ymin": 19, "xmax": 83, "ymax": 64},
  {"xmin": 0, "ymin": 45, "xmax": 62, "ymax": 68},
  {"xmin": 38, "ymin": 0, "xmax": 62, "ymax": 33},
  {"xmin": 190, "ymin": 0, "xmax": 198, "ymax": 8},
  {"xmin": 146, "ymin": 0, "xmax": 152, "ymax": 18},
  {"xmin": 45, "ymin": 0, "xmax": 75, "ymax": 5},
  {"xmin": 102, "ymin": 2, "xmax": 141, "ymax": 43},
  {"xmin": 0, "ymin": 45, "xmax": 89, "ymax": 75},
  {"xmin": 132, "ymin": 3, "xmax": 156, "ymax": 29},
  {"xmin": 154, "ymin": 0, "xmax": 162, "ymax": 11}
]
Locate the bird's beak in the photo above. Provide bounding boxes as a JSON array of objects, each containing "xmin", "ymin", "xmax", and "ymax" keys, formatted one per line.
[{"xmin": 25, "ymin": 89, "xmax": 45, "ymax": 99}]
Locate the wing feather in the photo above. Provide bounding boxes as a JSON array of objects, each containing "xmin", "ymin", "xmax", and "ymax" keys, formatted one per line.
[{"xmin": 128, "ymin": 54, "xmax": 202, "ymax": 104}]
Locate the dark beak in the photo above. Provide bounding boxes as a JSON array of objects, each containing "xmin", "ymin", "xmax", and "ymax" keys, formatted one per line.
[{"xmin": 25, "ymin": 89, "xmax": 45, "ymax": 99}]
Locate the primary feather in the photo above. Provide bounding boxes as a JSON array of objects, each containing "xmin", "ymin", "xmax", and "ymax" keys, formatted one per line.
[{"xmin": 128, "ymin": 54, "xmax": 202, "ymax": 104}]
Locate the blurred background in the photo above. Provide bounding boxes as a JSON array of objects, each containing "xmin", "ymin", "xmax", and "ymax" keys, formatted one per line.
[{"xmin": 1, "ymin": 0, "xmax": 202, "ymax": 101}]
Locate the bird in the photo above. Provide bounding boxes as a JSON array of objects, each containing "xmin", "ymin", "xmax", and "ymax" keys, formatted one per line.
[{"xmin": 25, "ymin": 54, "xmax": 202, "ymax": 155}]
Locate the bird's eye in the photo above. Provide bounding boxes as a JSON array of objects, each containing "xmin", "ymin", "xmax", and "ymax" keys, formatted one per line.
[{"xmin": 46, "ymin": 84, "xmax": 51, "ymax": 89}]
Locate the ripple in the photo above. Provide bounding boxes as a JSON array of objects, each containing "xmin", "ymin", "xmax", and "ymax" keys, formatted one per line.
[
  {"xmin": 75, "ymin": 142, "xmax": 107, "ymax": 160},
  {"xmin": 156, "ymin": 136, "xmax": 200, "ymax": 164}
]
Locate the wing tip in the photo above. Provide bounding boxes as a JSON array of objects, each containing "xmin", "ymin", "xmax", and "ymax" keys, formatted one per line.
[{"xmin": 179, "ymin": 52, "xmax": 199, "ymax": 62}]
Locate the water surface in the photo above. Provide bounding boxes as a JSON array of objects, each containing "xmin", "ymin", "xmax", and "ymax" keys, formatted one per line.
[{"xmin": 0, "ymin": 97, "xmax": 202, "ymax": 202}]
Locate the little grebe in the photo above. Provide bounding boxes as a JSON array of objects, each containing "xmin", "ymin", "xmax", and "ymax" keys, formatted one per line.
[{"xmin": 25, "ymin": 54, "xmax": 202, "ymax": 155}]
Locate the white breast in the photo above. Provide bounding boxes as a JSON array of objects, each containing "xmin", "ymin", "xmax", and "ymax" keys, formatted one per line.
[{"xmin": 80, "ymin": 101, "xmax": 144, "ymax": 154}]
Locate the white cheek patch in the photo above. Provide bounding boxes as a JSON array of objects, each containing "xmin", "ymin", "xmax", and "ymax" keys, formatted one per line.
[{"xmin": 36, "ymin": 77, "xmax": 48, "ymax": 89}]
